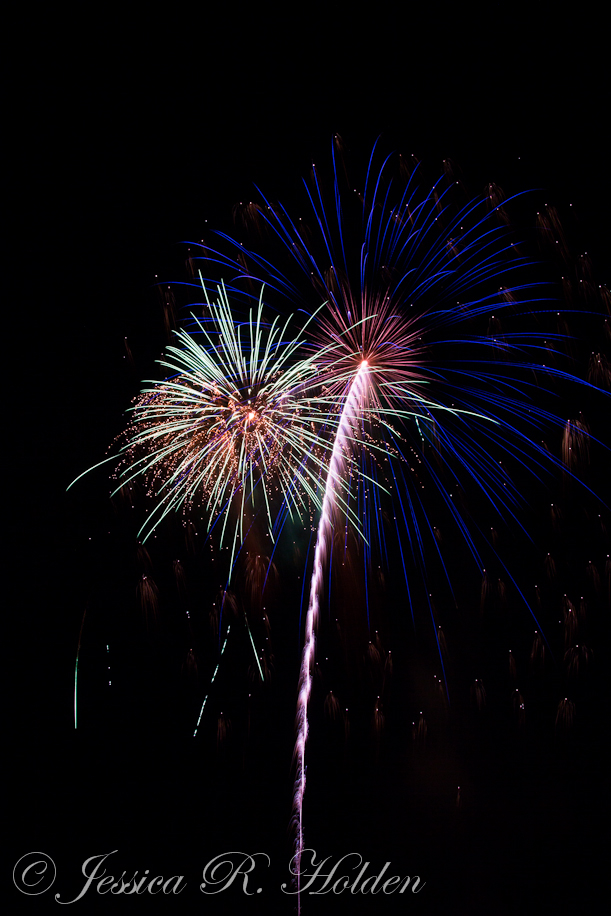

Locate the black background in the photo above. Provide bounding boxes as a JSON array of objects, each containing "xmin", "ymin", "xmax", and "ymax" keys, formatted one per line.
[{"xmin": 8, "ymin": 6, "xmax": 609, "ymax": 915}]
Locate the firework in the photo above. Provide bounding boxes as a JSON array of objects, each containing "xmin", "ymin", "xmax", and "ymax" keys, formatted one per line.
[
  {"xmin": 69, "ymin": 280, "xmax": 362, "ymax": 579},
  {"xmin": 192, "ymin": 138, "xmax": 609, "ymax": 906}
]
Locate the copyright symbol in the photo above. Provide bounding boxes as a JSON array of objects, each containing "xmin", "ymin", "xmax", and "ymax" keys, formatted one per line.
[{"xmin": 13, "ymin": 852, "xmax": 56, "ymax": 895}]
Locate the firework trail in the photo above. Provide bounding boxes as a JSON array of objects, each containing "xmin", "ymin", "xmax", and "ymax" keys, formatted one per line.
[
  {"xmin": 193, "ymin": 624, "xmax": 231, "ymax": 737},
  {"xmin": 73, "ymin": 608, "xmax": 86, "ymax": 729},
  {"xmin": 293, "ymin": 359, "xmax": 368, "ymax": 905}
]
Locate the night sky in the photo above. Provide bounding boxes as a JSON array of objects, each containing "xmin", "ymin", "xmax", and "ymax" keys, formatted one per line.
[{"xmin": 9, "ymin": 8, "xmax": 609, "ymax": 915}]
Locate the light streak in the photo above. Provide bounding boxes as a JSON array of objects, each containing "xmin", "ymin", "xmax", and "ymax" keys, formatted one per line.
[
  {"xmin": 292, "ymin": 360, "xmax": 369, "ymax": 910},
  {"xmin": 73, "ymin": 608, "xmax": 86, "ymax": 729},
  {"xmin": 193, "ymin": 624, "xmax": 231, "ymax": 737}
]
